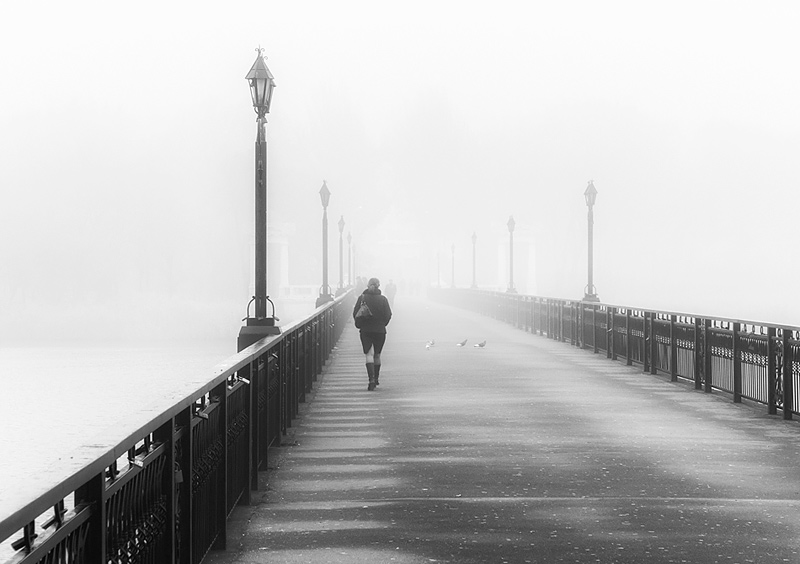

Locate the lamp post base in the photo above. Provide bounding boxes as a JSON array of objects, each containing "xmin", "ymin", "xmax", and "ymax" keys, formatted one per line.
[
  {"xmin": 582, "ymin": 293, "xmax": 600, "ymax": 302},
  {"xmin": 237, "ymin": 317, "xmax": 281, "ymax": 352},
  {"xmin": 315, "ymin": 294, "xmax": 334, "ymax": 307},
  {"xmin": 506, "ymin": 287, "xmax": 517, "ymax": 294}
]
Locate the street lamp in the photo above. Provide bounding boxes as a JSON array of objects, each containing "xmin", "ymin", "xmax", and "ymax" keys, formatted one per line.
[
  {"xmin": 238, "ymin": 48, "xmax": 279, "ymax": 351},
  {"xmin": 507, "ymin": 216, "xmax": 517, "ymax": 293},
  {"xmin": 471, "ymin": 232, "xmax": 477, "ymax": 288},
  {"xmin": 336, "ymin": 215, "xmax": 346, "ymax": 295},
  {"xmin": 316, "ymin": 181, "xmax": 334, "ymax": 307},
  {"xmin": 451, "ymin": 244, "xmax": 456, "ymax": 288},
  {"xmin": 583, "ymin": 181, "xmax": 600, "ymax": 302},
  {"xmin": 347, "ymin": 232, "xmax": 353, "ymax": 287}
]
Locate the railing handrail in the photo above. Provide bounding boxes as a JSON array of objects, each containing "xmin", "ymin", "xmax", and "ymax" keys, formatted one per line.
[
  {"xmin": 457, "ymin": 287, "xmax": 800, "ymax": 332},
  {"xmin": 432, "ymin": 286, "xmax": 800, "ymax": 422},
  {"xmin": 0, "ymin": 290, "xmax": 352, "ymax": 547}
]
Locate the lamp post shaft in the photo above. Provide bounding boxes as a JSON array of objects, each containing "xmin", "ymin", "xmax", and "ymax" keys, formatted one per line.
[
  {"xmin": 322, "ymin": 208, "xmax": 329, "ymax": 294},
  {"xmin": 587, "ymin": 205, "xmax": 594, "ymax": 296},
  {"xmin": 348, "ymin": 235, "xmax": 352, "ymax": 286},
  {"xmin": 509, "ymin": 231, "xmax": 515, "ymax": 292},
  {"xmin": 472, "ymin": 238, "xmax": 477, "ymax": 288},
  {"xmin": 338, "ymin": 229, "xmax": 344, "ymax": 289},
  {"xmin": 451, "ymin": 245, "xmax": 455, "ymax": 288},
  {"xmin": 255, "ymin": 117, "xmax": 268, "ymax": 319}
]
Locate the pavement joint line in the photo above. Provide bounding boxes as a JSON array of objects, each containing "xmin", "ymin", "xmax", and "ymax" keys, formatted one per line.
[{"xmin": 353, "ymin": 496, "xmax": 800, "ymax": 504}]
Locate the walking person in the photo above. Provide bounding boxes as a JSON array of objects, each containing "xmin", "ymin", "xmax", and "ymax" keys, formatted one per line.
[
  {"xmin": 353, "ymin": 277, "xmax": 392, "ymax": 390},
  {"xmin": 385, "ymin": 279, "xmax": 397, "ymax": 307}
]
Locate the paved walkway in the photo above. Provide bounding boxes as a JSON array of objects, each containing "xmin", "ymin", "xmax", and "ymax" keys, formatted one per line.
[{"xmin": 206, "ymin": 297, "xmax": 800, "ymax": 564}]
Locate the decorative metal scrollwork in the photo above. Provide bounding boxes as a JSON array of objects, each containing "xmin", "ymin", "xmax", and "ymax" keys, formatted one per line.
[
  {"xmin": 775, "ymin": 347, "xmax": 785, "ymax": 408},
  {"xmin": 174, "ymin": 436, "xmax": 184, "ymax": 561},
  {"xmin": 192, "ymin": 437, "xmax": 225, "ymax": 495},
  {"xmin": 698, "ymin": 328, "xmax": 706, "ymax": 385},
  {"xmin": 227, "ymin": 410, "xmax": 249, "ymax": 445},
  {"xmin": 108, "ymin": 495, "xmax": 168, "ymax": 564}
]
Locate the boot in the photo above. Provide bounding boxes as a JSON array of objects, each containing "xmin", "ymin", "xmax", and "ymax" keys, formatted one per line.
[
  {"xmin": 366, "ymin": 363, "xmax": 376, "ymax": 391},
  {"xmin": 374, "ymin": 363, "xmax": 381, "ymax": 386}
]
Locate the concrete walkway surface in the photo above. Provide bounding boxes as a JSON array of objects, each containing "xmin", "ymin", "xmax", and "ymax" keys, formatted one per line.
[{"xmin": 205, "ymin": 297, "xmax": 800, "ymax": 564}]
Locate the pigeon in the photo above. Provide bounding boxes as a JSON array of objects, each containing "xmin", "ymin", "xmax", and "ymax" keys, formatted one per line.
[
  {"xmin": 456, "ymin": 339, "xmax": 467, "ymax": 347},
  {"xmin": 474, "ymin": 340, "xmax": 486, "ymax": 348}
]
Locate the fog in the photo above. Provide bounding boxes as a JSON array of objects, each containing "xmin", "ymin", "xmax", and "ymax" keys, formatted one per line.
[{"xmin": 2, "ymin": 1, "xmax": 800, "ymax": 347}]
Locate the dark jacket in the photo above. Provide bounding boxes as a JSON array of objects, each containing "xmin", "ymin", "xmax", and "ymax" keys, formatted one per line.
[{"xmin": 353, "ymin": 288, "xmax": 392, "ymax": 333}]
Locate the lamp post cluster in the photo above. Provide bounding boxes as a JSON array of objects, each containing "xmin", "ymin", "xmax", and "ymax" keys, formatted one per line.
[
  {"xmin": 316, "ymin": 181, "xmax": 352, "ymax": 306},
  {"xmin": 236, "ymin": 49, "xmax": 600, "ymax": 347},
  {"xmin": 445, "ymin": 181, "xmax": 599, "ymax": 300}
]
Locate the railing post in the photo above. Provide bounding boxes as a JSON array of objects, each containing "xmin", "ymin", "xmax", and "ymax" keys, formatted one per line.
[
  {"xmin": 607, "ymin": 307, "xmax": 614, "ymax": 359},
  {"xmin": 704, "ymin": 319, "xmax": 713, "ymax": 394},
  {"xmin": 643, "ymin": 311, "xmax": 650, "ymax": 373},
  {"xmin": 768, "ymin": 326, "xmax": 778, "ymax": 415},
  {"xmin": 694, "ymin": 318, "xmax": 702, "ymax": 389},
  {"xmin": 580, "ymin": 303, "xmax": 586, "ymax": 349},
  {"xmin": 177, "ymin": 407, "xmax": 192, "ymax": 564},
  {"xmin": 732, "ymin": 322, "xmax": 742, "ymax": 403},
  {"xmin": 74, "ymin": 473, "xmax": 105, "ymax": 564},
  {"xmin": 650, "ymin": 313, "xmax": 658, "ymax": 375},
  {"xmin": 154, "ymin": 418, "xmax": 177, "ymax": 563},
  {"xmin": 559, "ymin": 301, "xmax": 565, "ymax": 342},
  {"xmin": 669, "ymin": 314, "xmax": 678, "ymax": 382},
  {"xmin": 248, "ymin": 361, "xmax": 259, "ymax": 490},
  {"xmin": 569, "ymin": 302, "xmax": 575, "ymax": 346},
  {"xmin": 213, "ymin": 382, "xmax": 228, "ymax": 550},
  {"xmin": 544, "ymin": 300, "xmax": 549, "ymax": 339},
  {"xmin": 626, "ymin": 309, "xmax": 632, "ymax": 365},
  {"xmin": 783, "ymin": 330, "xmax": 793, "ymax": 420}
]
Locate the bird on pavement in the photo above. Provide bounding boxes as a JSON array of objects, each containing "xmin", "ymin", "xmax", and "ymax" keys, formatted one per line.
[
  {"xmin": 425, "ymin": 339, "xmax": 435, "ymax": 350},
  {"xmin": 456, "ymin": 339, "xmax": 467, "ymax": 347},
  {"xmin": 474, "ymin": 340, "xmax": 486, "ymax": 348}
]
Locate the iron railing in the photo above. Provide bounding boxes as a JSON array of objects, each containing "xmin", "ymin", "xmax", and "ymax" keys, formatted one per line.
[
  {"xmin": 431, "ymin": 288, "xmax": 799, "ymax": 418},
  {"xmin": 0, "ymin": 290, "xmax": 355, "ymax": 564}
]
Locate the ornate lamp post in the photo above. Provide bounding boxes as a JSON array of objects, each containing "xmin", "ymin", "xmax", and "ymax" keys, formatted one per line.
[
  {"xmin": 451, "ymin": 244, "xmax": 456, "ymax": 288},
  {"xmin": 583, "ymin": 181, "xmax": 600, "ymax": 302},
  {"xmin": 238, "ymin": 49, "xmax": 279, "ymax": 351},
  {"xmin": 336, "ymin": 215, "xmax": 345, "ymax": 295},
  {"xmin": 316, "ymin": 181, "xmax": 334, "ymax": 307},
  {"xmin": 507, "ymin": 216, "xmax": 517, "ymax": 293},
  {"xmin": 347, "ymin": 231, "xmax": 352, "ymax": 287},
  {"xmin": 471, "ymin": 232, "xmax": 477, "ymax": 288}
]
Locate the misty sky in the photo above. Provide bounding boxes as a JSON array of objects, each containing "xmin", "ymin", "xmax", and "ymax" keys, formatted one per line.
[{"xmin": 3, "ymin": 1, "xmax": 800, "ymax": 345}]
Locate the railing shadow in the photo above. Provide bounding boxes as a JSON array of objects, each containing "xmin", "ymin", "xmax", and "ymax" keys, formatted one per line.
[{"xmin": 0, "ymin": 289, "xmax": 356, "ymax": 564}]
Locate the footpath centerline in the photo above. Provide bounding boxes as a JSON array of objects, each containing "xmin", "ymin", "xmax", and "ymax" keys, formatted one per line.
[{"xmin": 206, "ymin": 296, "xmax": 800, "ymax": 564}]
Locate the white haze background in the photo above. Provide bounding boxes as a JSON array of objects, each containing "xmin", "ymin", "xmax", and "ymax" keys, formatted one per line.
[{"xmin": 3, "ymin": 1, "xmax": 800, "ymax": 348}]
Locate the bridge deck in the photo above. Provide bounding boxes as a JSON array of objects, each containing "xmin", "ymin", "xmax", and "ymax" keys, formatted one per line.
[{"xmin": 206, "ymin": 296, "xmax": 800, "ymax": 564}]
